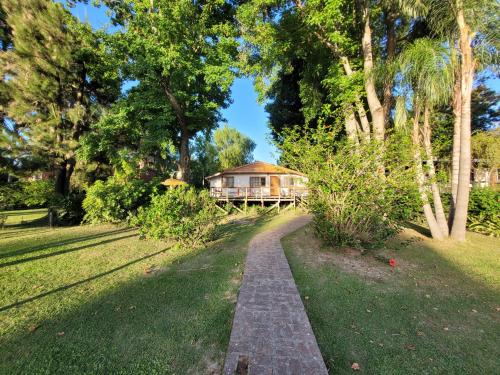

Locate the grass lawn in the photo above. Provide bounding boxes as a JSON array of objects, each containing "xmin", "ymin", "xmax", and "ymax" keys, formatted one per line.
[
  {"xmin": 0, "ymin": 208, "xmax": 303, "ymax": 374},
  {"xmin": 283, "ymin": 225, "xmax": 500, "ymax": 374}
]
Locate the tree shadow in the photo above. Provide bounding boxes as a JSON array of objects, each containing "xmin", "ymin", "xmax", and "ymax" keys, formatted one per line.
[
  {"xmin": 404, "ymin": 221, "xmax": 432, "ymax": 237},
  {"xmin": 0, "ymin": 214, "xmax": 280, "ymax": 373},
  {"xmin": 0, "ymin": 232, "xmax": 138, "ymax": 269},
  {"xmin": 0, "ymin": 227, "xmax": 135, "ymax": 259},
  {"xmin": 0, "ymin": 243, "xmax": 171, "ymax": 312}
]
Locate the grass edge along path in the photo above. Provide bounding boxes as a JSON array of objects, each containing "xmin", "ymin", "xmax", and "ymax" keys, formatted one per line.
[
  {"xmin": 0, "ymin": 210, "xmax": 304, "ymax": 374},
  {"xmin": 282, "ymin": 224, "xmax": 500, "ymax": 374}
]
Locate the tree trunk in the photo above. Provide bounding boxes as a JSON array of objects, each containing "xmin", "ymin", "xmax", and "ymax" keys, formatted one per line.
[
  {"xmin": 449, "ymin": 61, "xmax": 461, "ymax": 228},
  {"xmin": 413, "ymin": 103, "xmax": 444, "ymax": 240},
  {"xmin": 422, "ymin": 104, "xmax": 449, "ymax": 236},
  {"xmin": 162, "ymin": 80, "xmax": 190, "ymax": 182},
  {"xmin": 54, "ymin": 160, "xmax": 74, "ymax": 196},
  {"xmin": 382, "ymin": 10, "xmax": 396, "ymax": 127},
  {"xmin": 178, "ymin": 124, "xmax": 190, "ymax": 182},
  {"xmin": 345, "ymin": 107, "xmax": 360, "ymax": 144},
  {"xmin": 451, "ymin": 9, "xmax": 474, "ymax": 241},
  {"xmin": 361, "ymin": 1, "xmax": 385, "ymax": 141}
]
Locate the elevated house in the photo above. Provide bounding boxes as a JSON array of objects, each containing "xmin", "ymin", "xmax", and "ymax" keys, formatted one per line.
[{"xmin": 206, "ymin": 161, "xmax": 308, "ymax": 205}]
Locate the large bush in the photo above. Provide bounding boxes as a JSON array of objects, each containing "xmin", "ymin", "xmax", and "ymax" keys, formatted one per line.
[
  {"xmin": 134, "ymin": 187, "xmax": 222, "ymax": 247},
  {"xmin": 279, "ymin": 127, "xmax": 418, "ymax": 247},
  {"xmin": 83, "ymin": 177, "xmax": 158, "ymax": 224},
  {"xmin": 467, "ymin": 187, "xmax": 500, "ymax": 236}
]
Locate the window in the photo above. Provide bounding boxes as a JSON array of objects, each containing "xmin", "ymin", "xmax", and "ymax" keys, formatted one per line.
[
  {"xmin": 284, "ymin": 177, "xmax": 297, "ymax": 186},
  {"xmin": 250, "ymin": 177, "xmax": 266, "ymax": 187},
  {"xmin": 222, "ymin": 176, "xmax": 234, "ymax": 188}
]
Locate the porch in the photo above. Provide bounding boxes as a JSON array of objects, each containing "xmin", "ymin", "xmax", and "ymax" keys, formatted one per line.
[{"xmin": 210, "ymin": 186, "xmax": 308, "ymax": 202}]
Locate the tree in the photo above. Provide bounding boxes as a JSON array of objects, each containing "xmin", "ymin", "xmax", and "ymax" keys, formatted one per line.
[
  {"xmin": 213, "ymin": 125, "xmax": 256, "ymax": 169},
  {"xmin": 398, "ymin": 38, "xmax": 454, "ymax": 239},
  {"xmin": 1, "ymin": 0, "xmax": 120, "ymax": 194},
  {"xmin": 105, "ymin": 0, "xmax": 238, "ymax": 181}
]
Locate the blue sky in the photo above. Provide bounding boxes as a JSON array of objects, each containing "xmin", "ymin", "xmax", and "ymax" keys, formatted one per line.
[{"xmin": 70, "ymin": 3, "xmax": 498, "ymax": 164}]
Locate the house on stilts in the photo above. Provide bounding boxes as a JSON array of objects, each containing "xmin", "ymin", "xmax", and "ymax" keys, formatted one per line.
[{"xmin": 205, "ymin": 161, "xmax": 308, "ymax": 212}]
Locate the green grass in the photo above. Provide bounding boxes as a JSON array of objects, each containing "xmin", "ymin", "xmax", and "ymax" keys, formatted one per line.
[
  {"xmin": 283, "ymin": 225, "xmax": 500, "ymax": 374},
  {"xmin": 0, "ymin": 208, "xmax": 303, "ymax": 374}
]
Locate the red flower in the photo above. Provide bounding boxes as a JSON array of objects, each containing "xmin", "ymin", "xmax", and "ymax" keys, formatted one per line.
[{"xmin": 389, "ymin": 258, "xmax": 396, "ymax": 267}]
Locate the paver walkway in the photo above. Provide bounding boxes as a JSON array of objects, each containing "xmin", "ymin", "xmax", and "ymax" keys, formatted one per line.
[{"xmin": 223, "ymin": 215, "xmax": 328, "ymax": 375}]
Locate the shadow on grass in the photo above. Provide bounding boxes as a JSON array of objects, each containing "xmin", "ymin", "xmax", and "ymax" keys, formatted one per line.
[
  {"xmin": 0, "ymin": 227, "xmax": 135, "ymax": 259},
  {"xmin": 404, "ymin": 221, "xmax": 432, "ymax": 238},
  {"xmin": 0, "ymin": 213, "xmax": 285, "ymax": 374},
  {"xmin": 0, "ymin": 233, "xmax": 138, "ymax": 269},
  {"xmin": 0, "ymin": 244, "xmax": 172, "ymax": 312},
  {"xmin": 283, "ymin": 224, "xmax": 500, "ymax": 374}
]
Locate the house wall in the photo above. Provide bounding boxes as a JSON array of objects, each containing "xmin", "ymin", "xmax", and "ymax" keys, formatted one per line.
[{"xmin": 208, "ymin": 173, "xmax": 308, "ymax": 198}]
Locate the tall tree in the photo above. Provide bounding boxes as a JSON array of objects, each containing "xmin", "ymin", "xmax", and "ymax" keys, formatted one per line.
[
  {"xmin": 398, "ymin": 38, "xmax": 454, "ymax": 239},
  {"xmin": 105, "ymin": 0, "xmax": 238, "ymax": 181},
  {"xmin": 425, "ymin": 0, "xmax": 499, "ymax": 240},
  {"xmin": 213, "ymin": 125, "xmax": 256, "ymax": 169},
  {"xmin": 1, "ymin": 0, "xmax": 120, "ymax": 194}
]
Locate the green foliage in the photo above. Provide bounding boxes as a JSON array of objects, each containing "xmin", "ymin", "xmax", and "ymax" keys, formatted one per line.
[
  {"xmin": 53, "ymin": 191, "xmax": 86, "ymax": 225},
  {"xmin": 0, "ymin": 180, "xmax": 56, "ymax": 210},
  {"xmin": 134, "ymin": 187, "xmax": 222, "ymax": 247},
  {"xmin": 214, "ymin": 125, "xmax": 256, "ymax": 169},
  {"xmin": 83, "ymin": 177, "xmax": 158, "ymax": 224},
  {"xmin": 467, "ymin": 187, "xmax": 500, "ymax": 236},
  {"xmin": 279, "ymin": 126, "xmax": 418, "ymax": 247}
]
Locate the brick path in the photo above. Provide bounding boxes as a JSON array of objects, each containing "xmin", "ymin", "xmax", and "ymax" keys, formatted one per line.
[{"xmin": 223, "ymin": 215, "xmax": 328, "ymax": 375}]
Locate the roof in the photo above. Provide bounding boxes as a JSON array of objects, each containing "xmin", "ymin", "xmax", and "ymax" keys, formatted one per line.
[
  {"xmin": 206, "ymin": 161, "xmax": 306, "ymax": 179},
  {"xmin": 161, "ymin": 178, "xmax": 187, "ymax": 187}
]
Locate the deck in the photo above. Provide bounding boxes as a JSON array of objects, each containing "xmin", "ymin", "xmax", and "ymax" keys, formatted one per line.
[{"xmin": 210, "ymin": 187, "xmax": 308, "ymax": 202}]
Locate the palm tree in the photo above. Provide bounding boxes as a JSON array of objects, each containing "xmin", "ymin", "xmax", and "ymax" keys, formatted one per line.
[
  {"xmin": 398, "ymin": 38, "xmax": 454, "ymax": 239},
  {"xmin": 425, "ymin": 0, "xmax": 498, "ymax": 240}
]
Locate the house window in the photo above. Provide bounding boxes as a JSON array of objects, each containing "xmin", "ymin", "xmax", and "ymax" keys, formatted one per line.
[
  {"xmin": 222, "ymin": 176, "xmax": 234, "ymax": 188},
  {"xmin": 284, "ymin": 177, "xmax": 297, "ymax": 186},
  {"xmin": 250, "ymin": 177, "xmax": 266, "ymax": 187}
]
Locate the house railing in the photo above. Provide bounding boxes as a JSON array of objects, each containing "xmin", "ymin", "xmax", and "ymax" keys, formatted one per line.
[{"xmin": 209, "ymin": 186, "xmax": 308, "ymax": 199}]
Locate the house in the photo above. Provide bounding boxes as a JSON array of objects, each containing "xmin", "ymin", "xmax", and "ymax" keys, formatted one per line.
[{"xmin": 206, "ymin": 161, "xmax": 308, "ymax": 202}]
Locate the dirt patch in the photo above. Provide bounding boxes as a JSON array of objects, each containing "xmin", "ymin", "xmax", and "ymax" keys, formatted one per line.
[
  {"xmin": 286, "ymin": 226, "xmax": 408, "ymax": 283},
  {"xmin": 188, "ymin": 345, "xmax": 223, "ymax": 375}
]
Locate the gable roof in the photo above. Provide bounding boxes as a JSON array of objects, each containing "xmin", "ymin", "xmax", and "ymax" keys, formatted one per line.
[{"xmin": 206, "ymin": 161, "xmax": 305, "ymax": 179}]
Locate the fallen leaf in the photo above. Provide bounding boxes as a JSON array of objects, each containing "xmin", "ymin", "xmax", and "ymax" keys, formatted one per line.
[
  {"xmin": 405, "ymin": 343, "xmax": 416, "ymax": 351},
  {"xmin": 305, "ymin": 296, "xmax": 309, "ymax": 300},
  {"xmin": 144, "ymin": 268, "xmax": 152, "ymax": 274},
  {"xmin": 57, "ymin": 331, "xmax": 65, "ymax": 336},
  {"xmin": 416, "ymin": 331, "xmax": 425, "ymax": 336},
  {"xmin": 129, "ymin": 305, "xmax": 136, "ymax": 310},
  {"xmin": 366, "ymin": 309, "xmax": 371, "ymax": 313},
  {"xmin": 28, "ymin": 324, "xmax": 39, "ymax": 333},
  {"xmin": 443, "ymin": 327, "xmax": 449, "ymax": 331},
  {"xmin": 495, "ymin": 307, "xmax": 500, "ymax": 312},
  {"xmin": 472, "ymin": 309, "xmax": 478, "ymax": 313},
  {"xmin": 425, "ymin": 294, "xmax": 431, "ymax": 298},
  {"xmin": 351, "ymin": 362, "xmax": 360, "ymax": 371}
]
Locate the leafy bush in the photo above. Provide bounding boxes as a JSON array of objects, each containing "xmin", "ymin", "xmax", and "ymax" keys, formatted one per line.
[
  {"xmin": 0, "ymin": 180, "xmax": 56, "ymax": 210},
  {"xmin": 53, "ymin": 191, "xmax": 86, "ymax": 225},
  {"xmin": 467, "ymin": 187, "xmax": 500, "ymax": 236},
  {"xmin": 134, "ymin": 187, "xmax": 222, "ymax": 247},
  {"xmin": 279, "ymin": 126, "xmax": 417, "ymax": 247},
  {"xmin": 83, "ymin": 177, "xmax": 158, "ymax": 224}
]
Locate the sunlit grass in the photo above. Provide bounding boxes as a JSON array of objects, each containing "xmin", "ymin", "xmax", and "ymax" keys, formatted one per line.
[
  {"xmin": 0, "ymin": 208, "xmax": 302, "ymax": 374},
  {"xmin": 283, "ymin": 225, "xmax": 500, "ymax": 374}
]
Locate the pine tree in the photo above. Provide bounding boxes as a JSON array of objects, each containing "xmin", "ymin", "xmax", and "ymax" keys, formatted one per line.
[{"xmin": 1, "ymin": 0, "xmax": 119, "ymax": 194}]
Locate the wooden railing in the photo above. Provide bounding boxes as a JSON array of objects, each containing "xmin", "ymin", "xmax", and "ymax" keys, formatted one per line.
[{"xmin": 209, "ymin": 186, "xmax": 308, "ymax": 199}]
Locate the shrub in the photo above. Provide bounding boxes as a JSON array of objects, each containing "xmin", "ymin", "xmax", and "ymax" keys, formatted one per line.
[
  {"xmin": 53, "ymin": 191, "xmax": 86, "ymax": 225},
  {"xmin": 0, "ymin": 180, "xmax": 56, "ymax": 210},
  {"xmin": 279, "ymin": 126, "xmax": 417, "ymax": 248},
  {"xmin": 83, "ymin": 177, "xmax": 158, "ymax": 224},
  {"xmin": 467, "ymin": 187, "xmax": 500, "ymax": 236},
  {"xmin": 134, "ymin": 187, "xmax": 222, "ymax": 247}
]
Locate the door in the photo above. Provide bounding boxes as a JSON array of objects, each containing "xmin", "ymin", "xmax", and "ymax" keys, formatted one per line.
[{"xmin": 270, "ymin": 176, "xmax": 280, "ymax": 196}]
